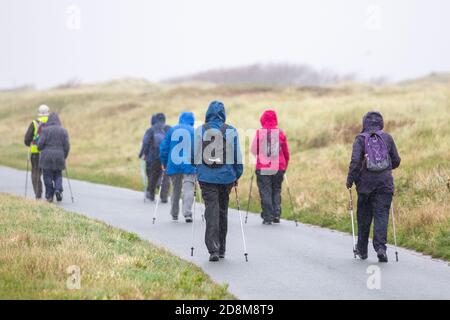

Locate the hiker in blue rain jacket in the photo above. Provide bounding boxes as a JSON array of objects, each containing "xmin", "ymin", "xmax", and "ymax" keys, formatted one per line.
[
  {"xmin": 194, "ymin": 101, "xmax": 243, "ymax": 262},
  {"xmin": 160, "ymin": 112, "xmax": 196, "ymax": 223},
  {"xmin": 346, "ymin": 111, "xmax": 401, "ymax": 262},
  {"xmin": 139, "ymin": 113, "xmax": 171, "ymax": 202}
]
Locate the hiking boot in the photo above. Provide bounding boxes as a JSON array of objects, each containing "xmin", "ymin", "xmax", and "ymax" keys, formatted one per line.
[
  {"xmin": 209, "ymin": 254, "xmax": 219, "ymax": 262},
  {"xmin": 377, "ymin": 249, "xmax": 388, "ymax": 263},
  {"xmin": 273, "ymin": 217, "xmax": 280, "ymax": 224},
  {"xmin": 262, "ymin": 220, "xmax": 272, "ymax": 225},
  {"xmin": 185, "ymin": 217, "xmax": 193, "ymax": 223},
  {"xmin": 355, "ymin": 248, "xmax": 368, "ymax": 260},
  {"xmin": 55, "ymin": 191, "xmax": 63, "ymax": 202}
]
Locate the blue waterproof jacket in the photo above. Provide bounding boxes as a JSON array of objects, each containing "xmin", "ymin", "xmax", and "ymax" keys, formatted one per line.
[
  {"xmin": 194, "ymin": 101, "xmax": 243, "ymax": 184},
  {"xmin": 160, "ymin": 112, "xmax": 196, "ymax": 176}
]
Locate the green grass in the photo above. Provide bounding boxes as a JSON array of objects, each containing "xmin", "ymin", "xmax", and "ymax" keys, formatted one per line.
[
  {"xmin": 0, "ymin": 78, "xmax": 449, "ymax": 261},
  {"xmin": 0, "ymin": 193, "xmax": 234, "ymax": 299}
]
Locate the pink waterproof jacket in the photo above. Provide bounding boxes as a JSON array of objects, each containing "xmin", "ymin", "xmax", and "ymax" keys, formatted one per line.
[{"xmin": 251, "ymin": 110, "xmax": 290, "ymax": 171}]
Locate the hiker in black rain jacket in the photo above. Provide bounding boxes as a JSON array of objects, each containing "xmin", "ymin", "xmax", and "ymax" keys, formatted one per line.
[
  {"xmin": 139, "ymin": 113, "xmax": 171, "ymax": 202},
  {"xmin": 37, "ymin": 113, "xmax": 70, "ymax": 202},
  {"xmin": 346, "ymin": 111, "xmax": 401, "ymax": 262}
]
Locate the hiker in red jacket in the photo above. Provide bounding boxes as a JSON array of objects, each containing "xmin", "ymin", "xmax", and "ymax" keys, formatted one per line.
[{"xmin": 251, "ymin": 110, "xmax": 290, "ymax": 224}]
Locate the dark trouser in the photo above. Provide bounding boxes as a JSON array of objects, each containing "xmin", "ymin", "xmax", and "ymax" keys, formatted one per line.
[
  {"xmin": 43, "ymin": 169, "xmax": 63, "ymax": 200},
  {"xmin": 30, "ymin": 154, "xmax": 43, "ymax": 199},
  {"xmin": 200, "ymin": 182, "xmax": 233, "ymax": 255},
  {"xmin": 356, "ymin": 192, "xmax": 393, "ymax": 254},
  {"xmin": 146, "ymin": 160, "xmax": 170, "ymax": 201},
  {"xmin": 256, "ymin": 170, "xmax": 285, "ymax": 222}
]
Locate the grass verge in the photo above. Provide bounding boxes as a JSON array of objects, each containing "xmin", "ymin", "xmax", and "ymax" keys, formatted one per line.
[{"xmin": 0, "ymin": 193, "xmax": 234, "ymax": 300}]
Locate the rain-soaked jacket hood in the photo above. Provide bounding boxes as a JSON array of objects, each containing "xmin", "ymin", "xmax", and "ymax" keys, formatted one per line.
[
  {"xmin": 179, "ymin": 112, "xmax": 195, "ymax": 126},
  {"xmin": 260, "ymin": 110, "xmax": 278, "ymax": 129},
  {"xmin": 46, "ymin": 113, "xmax": 61, "ymax": 126},
  {"xmin": 362, "ymin": 111, "xmax": 384, "ymax": 133},
  {"xmin": 205, "ymin": 101, "xmax": 226, "ymax": 125},
  {"xmin": 152, "ymin": 113, "xmax": 166, "ymax": 126}
]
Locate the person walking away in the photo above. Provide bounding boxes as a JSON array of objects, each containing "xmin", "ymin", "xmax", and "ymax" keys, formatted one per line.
[
  {"xmin": 194, "ymin": 101, "xmax": 243, "ymax": 262},
  {"xmin": 251, "ymin": 109, "xmax": 290, "ymax": 225},
  {"xmin": 160, "ymin": 112, "xmax": 196, "ymax": 223},
  {"xmin": 37, "ymin": 113, "xmax": 70, "ymax": 203},
  {"xmin": 139, "ymin": 113, "xmax": 171, "ymax": 202},
  {"xmin": 346, "ymin": 111, "xmax": 401, "ymax": 263},
  {"xmin": 24, "ymin": 105, "xmax": 50, "ymax": 199}
]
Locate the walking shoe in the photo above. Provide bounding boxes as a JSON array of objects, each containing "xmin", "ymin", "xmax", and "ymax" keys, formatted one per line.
[
  {"xmin": 209, "ymin": 254, "xmax": 220, "ymax": 262},
  {"xmin": 355, "ymin": 248, "xmax": 368, "ymax": 260},
  {"xmin": 55, "ymin": 191, "xmax": 63, "ymax": 202},
  {"xmin": 46, "ymin": 197, "xmax": 53, "ymax": 203},
  {"xmin": 219, "ymin": 253, "xmax": 225, "ymax": 259},
  {"xmin": 262, "ymin": 220, "xmax": 272, "ymax": 225},
  {"xmin": 172, "ymin": 216, "xmax": 178, "ymax": 221},
  {"xmin": 377, "ymin": 249, "xmax": 388, "ymax": 263},
  {"xmin": 273, "ymin": 217, "xmax": 280, "ymax": 224},
  {"xmin": 185, "ymin": 217, "xmax": 193, "ymax": 223}
]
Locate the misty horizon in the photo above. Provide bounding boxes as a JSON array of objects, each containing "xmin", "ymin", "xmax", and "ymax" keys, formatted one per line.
[{"xmin": 1, "ymin": 0, "xmax": 450, "ymax": 89}]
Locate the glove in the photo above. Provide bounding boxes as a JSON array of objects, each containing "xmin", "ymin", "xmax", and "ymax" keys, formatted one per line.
[{"xmin": 346, "ymin": 181, "xmax": 353, "ymax": 190}]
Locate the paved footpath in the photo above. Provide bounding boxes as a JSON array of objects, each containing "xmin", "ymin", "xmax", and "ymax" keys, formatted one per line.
[{"xmin": 1, "ymin": 166, "xmax": 449, "ymax": 299}]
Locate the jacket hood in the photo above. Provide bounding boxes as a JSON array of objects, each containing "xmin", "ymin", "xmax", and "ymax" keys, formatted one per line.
[
  {"xmin": 152, "ymin": 113, "xmax": 166, "ymax": 126},
  {"xmin": 362, "ymin": 111, "xmax": 384, "ymax": 133},
  {"xmin": 179, "ymin": 112, "xmax": 195, "ymax": 126},
  {"xmin": 260, "ymin": 110, "xmax": 278, "ymax": 129},
  {"xmin": 205, "ymin": 101, "xmax": 226, "ymax": 124},
  {"xmin": 46, "ymin": 113, "xmax": 61, "ymax": 126},
  {"xmin": 150, "ymin": 114, "xmax": 157, "ymax": 125}
]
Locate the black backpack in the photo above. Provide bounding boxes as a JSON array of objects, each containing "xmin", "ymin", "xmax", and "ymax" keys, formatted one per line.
[{"xmin": 202, "ymin": 123, "xmax": 229, "ymax": 168}]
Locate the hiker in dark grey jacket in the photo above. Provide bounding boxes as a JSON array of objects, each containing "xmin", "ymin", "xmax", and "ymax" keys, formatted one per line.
[
  {"xmin": 346, "ymin": 111, "xmax": 401, "ymax": 262},
  {"xmin": 139, "ymin": 113, "xmax": 171, "ymax": 202},
  {"xmin": 37, "ymin": 113, "xmax": 70, "ymax": 203}
]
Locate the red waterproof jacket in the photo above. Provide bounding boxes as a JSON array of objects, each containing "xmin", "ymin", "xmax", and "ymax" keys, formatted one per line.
[{"xmin": 251, "ymin": 110, "xmax": 290, "ymax": 171}]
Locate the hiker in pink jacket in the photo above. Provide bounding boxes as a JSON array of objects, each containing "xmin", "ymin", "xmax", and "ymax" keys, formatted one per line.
[{"xmin": 251, "ymin": 110, "xmax": 290, "ymax": 224}]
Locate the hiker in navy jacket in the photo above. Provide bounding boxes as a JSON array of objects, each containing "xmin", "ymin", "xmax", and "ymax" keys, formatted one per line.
[
  {"xmin": 346, "ymin": 111, "xmax": 401, "ymax": 262},
  {"xmin": 194, "ymin": 101, "xmax": 243, "ymax": 262},
  {"xmin": 160, "ymin": 112, "xmax": 196, "ymax": 222},
  {"xmin": 139, "ymin": 113, "xmax": 171, "ymax": 202}
]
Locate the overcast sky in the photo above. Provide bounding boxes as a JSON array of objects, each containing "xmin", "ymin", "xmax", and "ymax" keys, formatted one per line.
[{"xmin": 1, "ymin": 0, "xmax": 449, "ymax": 89}]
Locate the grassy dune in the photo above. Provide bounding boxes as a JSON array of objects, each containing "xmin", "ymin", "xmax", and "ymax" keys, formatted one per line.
[
  {"xmin": 0, "ymin": 76, "xmax": 449, "ymax": 260},
  {"xmin": 0, "ymin": 193, "xmax": 233, "ymax": 299}
]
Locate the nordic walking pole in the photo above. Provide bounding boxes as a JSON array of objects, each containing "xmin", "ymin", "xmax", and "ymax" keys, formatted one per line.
[
  {"xmin": 234, "ymin": 184, "xmax": 249, "ymax": 262},
  {"xmin": 65, "ymin": 167, "xmax": 75, "ymax": 203},
  {"xmin": 140, "ymin": 160, "xmax": 148, "ymax": 202},
  {"xmin": 191, "ymin": 179, "xmax": 198, "ymax": 257},
  {"xmin": 348, "ymin": 188, "xmax": 357, "ymax": 259},
  {"xmin": 284, "ymin": 173, "xmax": 298, "ymax": 226},
  {"xmin": 152, "ymin": 169, "xmax": 165, "ymax": 224},
  {"xmin": 25, "ymin": 151, "xmax": 30, "ymax": 198},
  {"xmin": 245, "ymin": 172, "xmax": 254, "ymax": 224},
  {"xmin": 391, "ymin": 198, "xmax": 399, "ymax": 262}
]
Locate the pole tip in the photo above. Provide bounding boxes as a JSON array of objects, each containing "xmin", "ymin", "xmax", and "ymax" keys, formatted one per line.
[
  {"xmin": 191, "ymin": 247, "xmax": 194, "ymax": 257},
  {"xmin": 245, "ymin": 253, "xmax": 248, "ymax": 262}
]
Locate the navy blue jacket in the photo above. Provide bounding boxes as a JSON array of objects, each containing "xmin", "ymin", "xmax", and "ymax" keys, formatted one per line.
[
  {"xmin": 347, "ymin": 111, "xmax": 401, "ymax": 194},
  {"xmin": 160, "ymin": 112, "xmax": 196, "ymax": 176},
  {"xmin": 139, "ymin": 113, "xmax": 170, "ymax": 163},
  {"xmin": 194, "ymin": 101, "xmax": 243, "ymax": 185}
]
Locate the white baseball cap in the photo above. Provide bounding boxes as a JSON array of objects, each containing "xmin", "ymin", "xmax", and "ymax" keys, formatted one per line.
[{"xmin": 37, "ymin": 104, "xmax": 50, "ymax": 117}]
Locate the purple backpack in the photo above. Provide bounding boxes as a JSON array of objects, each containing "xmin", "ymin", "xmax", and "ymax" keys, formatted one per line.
[{"xmin": 360, "ymin": 131, "xmax": 391, "ymax": 172}]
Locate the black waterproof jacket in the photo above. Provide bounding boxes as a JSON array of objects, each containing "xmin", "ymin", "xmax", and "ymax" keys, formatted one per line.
[{"xmin": 346, "ymin": 112, "xmax": 401, "ymax": 194}]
